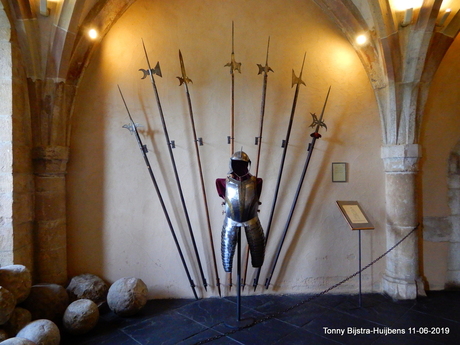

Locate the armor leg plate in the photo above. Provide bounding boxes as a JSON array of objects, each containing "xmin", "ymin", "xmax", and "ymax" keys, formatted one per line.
[
  {"xmin": 244, "ymin": 217, "xmax": 265, "ymax": 268},
  {"xmin": 221, "ymin": 217, "xmax": 239, "ymax": 272}
]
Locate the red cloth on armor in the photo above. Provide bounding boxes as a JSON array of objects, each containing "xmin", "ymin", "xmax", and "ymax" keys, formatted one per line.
[{"xmin": 216, "ymin": 176, "xmax": 263, "ymax": 199}]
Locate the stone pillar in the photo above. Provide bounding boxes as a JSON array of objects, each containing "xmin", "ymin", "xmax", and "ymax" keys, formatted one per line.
[
  {"xmin": 32, "ymin": 146, "xmax": 69, "ymax": 284},
  {"xmin": 381, "ymin": 144, "xmax": 423, "ymax": 299},
  {"xmin": 446, "ymin": 143, "xmax": 460, "ymax": 288}
]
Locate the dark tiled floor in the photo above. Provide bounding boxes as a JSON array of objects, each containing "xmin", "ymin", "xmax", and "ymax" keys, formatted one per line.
[{"xmin": 61, "ymin": 291, "xmax": 460, "ymax": 344}]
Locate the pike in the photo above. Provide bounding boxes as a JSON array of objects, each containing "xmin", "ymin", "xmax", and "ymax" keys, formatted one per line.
[
  {"xmin": 252, "ymin": 53, "xmax": 307, "ymax": 291},
  {"xmin": 224, "ymin": 21, "xmax": 242, "ymax": 155},
  {"xmin": 118, "ymin": 85, "xmax": 199, "ymax": 300},
  {"xmin": 265, "ymin": 86, "xmax": 331, "ymax": 289},
  {"xmin": 177, "ymin": 50, "xmax": 222, "ymax": 297},
  {"xmin": 241, "ymin": 37, "xmax": 273, "ymax": 290},
  {"xmin": 223, "ymin": 22, "xmax": 242, "ymax": 291},
  {"xmin": 139, "ymin": 40, "xmax": 208, "ymax": 291}
]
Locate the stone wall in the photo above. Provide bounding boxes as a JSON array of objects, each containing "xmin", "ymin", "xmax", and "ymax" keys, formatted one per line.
[
  {"xmin": 0, "ymin": 4, "xmax": 34, "ymax": 272},
  {"xmin": 0, "ymin": 4, "xmax": 14, "ymax": 265}
]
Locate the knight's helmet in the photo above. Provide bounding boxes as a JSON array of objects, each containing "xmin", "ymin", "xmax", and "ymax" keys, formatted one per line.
[{"xmin": 228, "ymin": 151, "xmax": 251, "ymax": 175}]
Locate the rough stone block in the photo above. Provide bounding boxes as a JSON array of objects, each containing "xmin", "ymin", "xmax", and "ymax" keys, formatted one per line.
[
  {"xmin": 66, "ymin": 274, "xmax": 108, "ymax": 304},
  {"xmin": 20, "ymin": 284, "xmax": 69, "ymax": 323},
  {"xmin": 0, "ymin": 265, "xmax": 32, "ymax": 303},
  {"xmin": 0, "ymin": 337, "xmax": 36, "ymax": 344},
  {"xmin": 63, "ymin": 299, "xmax": 99, "ymax": 335},
  {"xmin": 16, "ymin": 319, "xmax": 60, "ymax": 345},
  {"xmin": 0, "ymin": 286, "xmax": 16, "ymax": 325},
  {"xmin": 107, "ymin": 277, "xmax": 148, "ymax": 316},
  {"xmin": 2, "ymin": 307, "xmax": 32, "ymax": 337}
]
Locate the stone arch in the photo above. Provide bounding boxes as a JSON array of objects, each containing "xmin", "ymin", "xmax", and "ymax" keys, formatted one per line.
[{"xmin": 446, "ymin": 140, "xmax": 460, "ymax": 289}]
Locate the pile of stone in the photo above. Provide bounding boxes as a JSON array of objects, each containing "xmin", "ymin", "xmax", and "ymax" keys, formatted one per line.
[{"xmin": 0, "ymin": 265, "xmax": 148, "ymax": 344}]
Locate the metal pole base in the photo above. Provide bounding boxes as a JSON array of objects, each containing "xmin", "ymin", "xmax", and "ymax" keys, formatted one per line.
[{"xmin": 224, "ymin": 317, "xmax": 255, "ymax": 329}]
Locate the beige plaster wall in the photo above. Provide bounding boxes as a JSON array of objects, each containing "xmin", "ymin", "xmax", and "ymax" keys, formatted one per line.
[
  {"xmin": 420, "ymin": 34, "xmax": 460, "ymax": 290},
  {"xmin": 67, "ymin": 0, "xmax": 386, "ymax": 299}
]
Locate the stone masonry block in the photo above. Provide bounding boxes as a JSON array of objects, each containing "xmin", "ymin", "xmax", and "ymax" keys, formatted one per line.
[
  {"xmin": 423, "ymin": 216, "xmax": 451, "ymax": 242},
  {"xmin": 0, "ymin": 81, "xmax": 13, "ymax": 115},
  {"xmin": 0, "ymin": 115, "xmax": 12, "ymax": 141},
  {"xmin": 450, "ymin": 216, "xmax": 460, "ymax": 242},
  {"xmin": 385, "ymin": 175, "xmax": 417, "ymax": 226},
  {"xmin": 0, "ymin": 193, "xmax": 13, "ymax": 218},
  {"xmin": 35, "ymin": 190, "xmax": 66, "ymax": 221},
  {"xmin": 35, "ymin": 219, "xmax": 66, "ymax": 251},
  {"xmin": 0, "ymin": 172, "xmax": 13, "ymax": 193},
  {"xmin": 13, "ymin": 220, "xmax": 33, "ymax": 245},
  {"xmin": 0, "ymin": 142, "xmax": 13, "ymax": 172},
  {"xmin": 447, "ymin": 242, "xmax": 460, "ymax": 271},
  {"xmin": 13, "ymin": 191, "xmax": 34, "ymax": 223},
  {"xmin": 448, "ymin": 189, "xmax": 460, "ymax": 215},
  {"xmin": 448, "ymin": 174, "xmax": 460, "ymax": 189},
  {"xmin": 12, "ymin": 173, "xmax": 34, "ymax": 193},
  {"xmin": 36, "ymin": 248, "xmax": 67, "ymax": 284},
  {"xmin": 34, "ymin": 176, "xmax": 65, "ymax": 193},
  {"xmin": 13, "ymin": 144, "xmax": 33, "ymax": 173}
]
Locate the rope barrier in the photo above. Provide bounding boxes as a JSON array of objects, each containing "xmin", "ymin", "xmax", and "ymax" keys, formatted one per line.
[{"xmin": 193, "ymin": 223, "xmax": 420, "ymax": 344}]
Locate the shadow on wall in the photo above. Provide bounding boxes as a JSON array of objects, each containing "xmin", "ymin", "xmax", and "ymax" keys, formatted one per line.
[{"xmin": 66, "ymin": 86, "xmax": 107, "ymax": 278}]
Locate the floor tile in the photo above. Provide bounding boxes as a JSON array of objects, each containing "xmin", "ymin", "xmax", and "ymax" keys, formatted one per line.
[
  {"xmin": 274, "ymin": 327, "xmax": 342, "ymax": 344},
  {"xmin": 224, "ymin": 318, "xmax": 302, "ymax": 345},
  {"xmin": 176, "ymin": 297, "xmax": 249, "ymax": 328},
  {"xmin": 121, "ymin": 310, "xmax": 207, "ymax": 345},
  {"xmin": 58, "ymin": 291, "xmax": 460, "ymax": 345}
]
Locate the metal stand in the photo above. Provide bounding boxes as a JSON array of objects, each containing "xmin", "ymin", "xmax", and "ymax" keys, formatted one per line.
[
  {"xmin": 358, "ymin": 229, "xmax": 362, "ymax": 307},
  {"xmin": 225, "ymin": 227, "xmax": 255, "ymax": 329}
]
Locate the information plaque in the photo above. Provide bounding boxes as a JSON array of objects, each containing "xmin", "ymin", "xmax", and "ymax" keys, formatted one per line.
[{"xmin": 336, "ymin": 200, "xmax": 374, "ymax": 230}]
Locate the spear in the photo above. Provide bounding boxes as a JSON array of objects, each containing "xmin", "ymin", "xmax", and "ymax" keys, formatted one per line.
[
  {"xmin": 139, "ymin": 40, "xmax": 208, "ymax": 291},
  {"xmin": 252, "ymin": 53, "xmax": 307, "ymax": 291},
  {"xmin": 223, "ymin": 22, "xmax": 242, "ymax": 291},
  {"xmin": 177, "ymin": 50, "xmax": 222, "ymax": 297},
  {"xmin": 265, "ymin": 86, "xmax": 331, "ymax": 289},
  {"xmin": 224, "ymin": 21, "xmax": 242, "ymax": 155},
  {"xmin": 241, "ymin": 37, "xmax": 273, "ymax": 289},
  {"xmin": 118, "ymin": 85, "xmax": 199, "ymax": 300}
]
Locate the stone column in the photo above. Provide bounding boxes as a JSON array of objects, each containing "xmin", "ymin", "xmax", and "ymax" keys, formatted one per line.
[
  {"xmin": 32, "ymin": 146, "xmax": 69, "ymax": 284},
  {"xmin": 446, "ymin": 143, "xmax": 460, "ymax": 288},
  {"xmin": 381, "ymin": 144, "xmax": 423, "ymax": 299}
]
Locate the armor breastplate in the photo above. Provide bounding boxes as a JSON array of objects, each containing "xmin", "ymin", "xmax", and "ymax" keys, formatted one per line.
[{"xmin": 224, "ymin": 175, "xmax": 258, "ymax": 222}]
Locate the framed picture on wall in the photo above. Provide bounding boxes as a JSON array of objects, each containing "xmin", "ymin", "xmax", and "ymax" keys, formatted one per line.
[{"xmin": 332, "ymin": 162, "xmax": 347, "ymax": 182}]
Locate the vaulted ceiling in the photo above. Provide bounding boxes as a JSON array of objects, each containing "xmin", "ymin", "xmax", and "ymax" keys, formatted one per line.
[{"xmin": 2, "ymin": 0, "xmax": 459, "ymax": 145}]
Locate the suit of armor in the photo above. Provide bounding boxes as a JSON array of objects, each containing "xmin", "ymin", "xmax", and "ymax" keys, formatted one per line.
[{"xmin": 216, "ymin": 151, "xmax": 265, "ymax": 273}]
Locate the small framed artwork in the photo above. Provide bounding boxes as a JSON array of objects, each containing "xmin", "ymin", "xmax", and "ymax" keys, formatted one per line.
[
  {"xmin": 336, "ymin": 200, "xmax": 374, "ymax": 230},
  {"xmin": 332, "ymin": 162, "xmax": 347, "ymax": 182}
]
